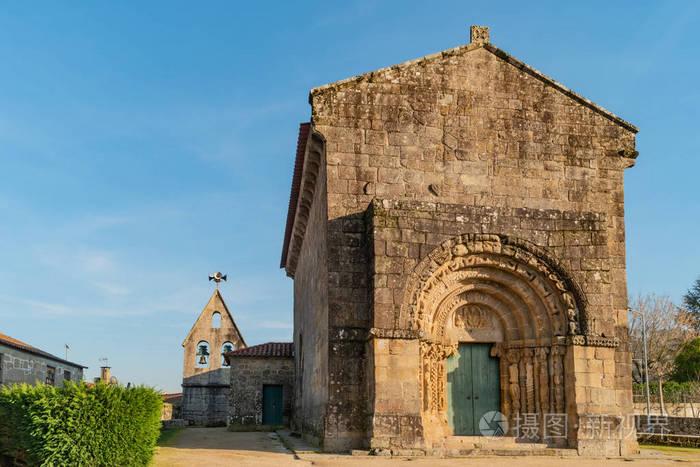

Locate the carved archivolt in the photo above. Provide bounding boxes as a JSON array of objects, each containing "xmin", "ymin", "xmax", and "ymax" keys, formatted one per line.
[
  {"xmin": 409, "ymin": 234, "xmax": 585, "ymax": 441},
  {"xmin": 401, "ymin": 234, "xmax": 586, "ymax": 341}
]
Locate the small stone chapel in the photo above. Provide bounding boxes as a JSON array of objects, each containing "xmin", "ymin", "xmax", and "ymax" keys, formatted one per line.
[
  {"xmin": 281, "ymin": 26, "xmax": 639, "ymax": 455},
  {"xmin": 181, "ymin": 288, "xmax": 246, "ymax": 425}
]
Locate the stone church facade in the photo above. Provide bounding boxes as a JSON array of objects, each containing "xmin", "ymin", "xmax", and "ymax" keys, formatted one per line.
[
  {"xmin": 281, "ymin": 26, "xmax": 639, "ymax": 455},
  {"xmin": 181, "ymin": 289, "xmax": 246, "ymax": 425}
]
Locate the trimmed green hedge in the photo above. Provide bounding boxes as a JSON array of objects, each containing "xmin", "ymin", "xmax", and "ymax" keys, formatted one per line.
[{"xmin": 0, "ymin": 382, "xmax": 162, "ymax": 466}]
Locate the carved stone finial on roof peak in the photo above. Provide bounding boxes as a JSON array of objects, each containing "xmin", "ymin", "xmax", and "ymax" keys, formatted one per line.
[{"xmin": 470, "ymin": 25, "xmax": 490, "ymax": 45}]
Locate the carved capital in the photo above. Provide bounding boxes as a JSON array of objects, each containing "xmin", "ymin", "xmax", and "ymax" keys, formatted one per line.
[{"xmin": 421, "ymin": 341, "xmax": 457, "ymax": 360}]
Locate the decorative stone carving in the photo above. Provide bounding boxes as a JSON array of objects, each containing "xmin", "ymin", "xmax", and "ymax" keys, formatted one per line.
[
  {"xmin": 505, "ymin": 349, "xmax": 521, "ymax": 416},
  {"xmin": 535, "ymin": 347, "xmax": 550, "ymax": 414},
  {"xmin": 584, "ymin": 335, "xmax": 620, "ymax": 347},
  {"xmin": 420, "ymin": 341, "xmax": 457, "ymax": 413},
  {"xmin": 369, "ymin": 328, "xmax": 423, "ymax": 340},
  {"xmin": 522, "ymin": 348, "xmax": 535, "ymax": 413},
  {"xmin": 470, "ymin": 26, "xmax": 490, "ymax": 45},
  {"xmin": 453, "ymin": 305, "xmax": 490, "ymax": 329},
  {"xmin": 485, "ymin": 345, "xmax": 567, "ymax": 438},
  {"xmin": 403, "ymin": 234, "xmax": 585, "ymax": 342},
  {"xmin": 550, "ymin": 345, "xmax": 566, "ymax": 414},
  {"xmin": 569, "ymin": 335, "xmax": 620, "ymax": 348},
  {"xmin": 571, "ymin": 335, "xmax": 586, "ymax": 346},
  {"xmin": 408, "ymin": 235, "xmax": 584, "ymax": 441}
]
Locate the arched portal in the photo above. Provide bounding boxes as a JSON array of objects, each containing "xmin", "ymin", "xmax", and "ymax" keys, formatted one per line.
[{"xmin": 401, "ymin": 234, "xmax": 585, "ymax": 442}]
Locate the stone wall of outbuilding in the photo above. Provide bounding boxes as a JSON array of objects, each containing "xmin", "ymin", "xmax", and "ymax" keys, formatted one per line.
[
  {"xmin": 228, "ymin": 356, "xmax": 294, "ymax": 429},
  {"xmin": 0, "ymin": 343, "xmax": 84, "ymax": 387}
]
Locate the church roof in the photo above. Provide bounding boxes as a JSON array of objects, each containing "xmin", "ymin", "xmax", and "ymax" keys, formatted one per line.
[
  {"xmin": 225, "ymin": 342, "xmax": 293, "ymax": 358},
  {"xmin": 280, "ymin": 122, "xmax": 310, "ymax": 269},
  {"xmin": 0, "ymin": 331, "xmax": 87, "ymax": 369},
  {"xmin": 181, "ymin": 288, "xmax": 247, "ymax": 347}
]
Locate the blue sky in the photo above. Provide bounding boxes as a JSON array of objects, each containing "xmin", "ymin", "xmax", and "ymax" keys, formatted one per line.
[{"xmin": 0, "ymin": 2, "xmax": 698, "ymax": 392}]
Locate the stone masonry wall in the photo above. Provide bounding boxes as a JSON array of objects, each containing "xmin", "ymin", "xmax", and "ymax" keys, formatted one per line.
[
  {"xmin": 181, "ymin": 384, "xmax": 229, "ymax": 427},
  {"xmin": 292, "ymin": 146, "xmax": 330, "ymax": 443},
  {"xmin": 182, "ymin": 290, "xmax": 245, "ymax": 380},
  {"xmin": 228, "ymin": 357, "xmax": 294, "ymax": 428},
  {"xmin": 0, "ymin": 343, "xmax": 83, "ymax": 387},
  {"xmin": 309, "ymin": 37, "xmax": 638, "ymax": 454},
  {"xmin": 324, "ymin": 210, "xmax": 371, "ymax": 451},
  {"xmin": 636, "ymin": 415, "xmax": 700, "ymax": 436},
  {"xmin": 366, "ymin": 199, "xmax": 620, "ymax": 449},
  {"xmin": 181, "ymin": 290, "xmax": 246, "ymax": 426},
  {"xmin": 181, "ymin": 368, "xmax": 230, "ymax": 426}
]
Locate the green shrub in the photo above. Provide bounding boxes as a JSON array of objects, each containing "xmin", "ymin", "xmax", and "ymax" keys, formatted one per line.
[
  {"xmin": 633, "ymin": 381, "xmax": 700, "ymax": 403},
  {"xmin": 0, "ymin": 381, "xmax": 162, "ymax": 466},
  {"xmin": 673, "ymin": 338, "xmax": 700, "ymax": 382}
]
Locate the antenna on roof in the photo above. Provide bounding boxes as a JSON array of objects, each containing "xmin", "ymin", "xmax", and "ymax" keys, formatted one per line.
[{"xmin": 208, "ymin": 271, "xmax": 227, "ymax": 289}]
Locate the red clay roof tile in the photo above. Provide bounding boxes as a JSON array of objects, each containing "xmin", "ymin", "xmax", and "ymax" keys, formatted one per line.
[
  {"xmin": 225, "ymin": 342, "xmax": 293, "ymax": 358},
  {"xmin": 280, "ymin": 122, "xmax": 310, "ymax": 269}
]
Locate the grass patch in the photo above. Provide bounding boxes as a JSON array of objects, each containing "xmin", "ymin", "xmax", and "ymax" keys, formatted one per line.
[
  {"xmin": 641, "ymin": 444, "xmax": 700, "ymax": 454},
  {"xmin": 157, "ymin": 428, "xmax": 184, "ymax": 447}
]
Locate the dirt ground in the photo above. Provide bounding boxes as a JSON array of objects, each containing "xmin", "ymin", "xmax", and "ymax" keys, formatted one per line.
[{"xmin": 152, "ymin": 428, "xmax": 700, "ymax": 467}]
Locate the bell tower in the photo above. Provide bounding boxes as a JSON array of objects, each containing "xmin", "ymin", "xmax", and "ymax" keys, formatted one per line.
[{"xmin": 180, "ymin": 279, "xmax": 247, "ymax": 425}]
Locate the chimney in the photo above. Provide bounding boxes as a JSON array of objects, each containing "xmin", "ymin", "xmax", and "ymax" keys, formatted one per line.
[
  {"xmin": 100, "ymin": 366, "xmax": 111, "ymax": 383},
  {"xmin": 470, "ymin": 25, "xmax": 489, "ymax": 45}
]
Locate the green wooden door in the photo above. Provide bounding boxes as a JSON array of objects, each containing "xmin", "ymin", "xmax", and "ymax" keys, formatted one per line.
[
  {"xmin": 447, "ymin": 343, "xmax": 500, "ymax": 435},
  {"xmin": 262, "ymin": 385, "xmax": 283, "ymax": 425}
]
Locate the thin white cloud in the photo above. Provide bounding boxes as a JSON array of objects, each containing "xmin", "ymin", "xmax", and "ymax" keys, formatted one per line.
[
  {"xmin": 92, "ymin": 281, "xmax": 132, "ymax": 296},
  {"xmin": 77, "ymin": 251, "xmax": 117, "ymax": 275},
  {"xmin": 0, "ymin": 292, "xmax": 187, "ymax": 318},
  {"xmin": 0, "ymin": 294, "xmax": 72, "ymax": 315}
]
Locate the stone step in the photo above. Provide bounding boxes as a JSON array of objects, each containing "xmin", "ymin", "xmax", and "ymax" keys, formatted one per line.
[
  {"xmin": 442, "ymin": 436, "xmax": 549, "ymax": 450},
  {"xmin": 429, "ymin": 447, "xmax": 579, "ymax": 457}
]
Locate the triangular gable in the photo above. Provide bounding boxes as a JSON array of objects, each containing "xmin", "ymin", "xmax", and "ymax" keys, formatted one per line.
[
  {"xmin": 182, "ymin": 289, "xmax": 247, "ymax": 347},
  {"xmin": 310, "ymin": 39, "xmax": 637, "ymax": 133}
]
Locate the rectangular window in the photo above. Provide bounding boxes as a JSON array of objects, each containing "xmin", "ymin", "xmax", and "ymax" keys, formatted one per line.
[
  {"xmin": 46, "ymin": 366, "xmax": 55, "ymax": 386},
  {"xmin": 63, "ymin": 370, "xmax": 71, "ymax": 382}
]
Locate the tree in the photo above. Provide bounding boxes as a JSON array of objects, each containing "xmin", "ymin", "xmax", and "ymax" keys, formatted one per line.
[
  {"xmin": 628, "ymin": 294, "xmax": 699, "ymax": 383},
  {"xmin": 683, "ymin": 278, "xmax": 700, "ymax": 331},
  {"xmin": 673, "ymin": 338, "xmax": 700, "ymax": 382}
]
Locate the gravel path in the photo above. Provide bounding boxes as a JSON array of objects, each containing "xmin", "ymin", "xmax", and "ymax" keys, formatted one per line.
[{"xmin": 152, "ymin": 428, "xmax": 699, "ymax": 466}]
